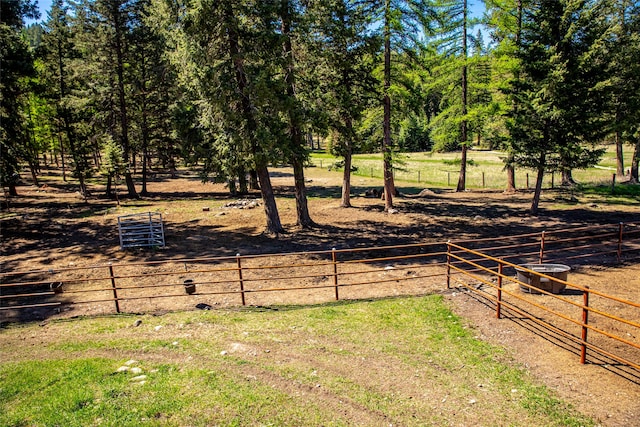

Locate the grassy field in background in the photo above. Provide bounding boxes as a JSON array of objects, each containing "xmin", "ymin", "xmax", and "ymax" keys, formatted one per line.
[
  {"xmin": 0, "ymin": 296, "xmax": 594, "ymax": 427},
  {"xmin": 310, "ymin": 145, "xmax": 636, "ymax": 190}
]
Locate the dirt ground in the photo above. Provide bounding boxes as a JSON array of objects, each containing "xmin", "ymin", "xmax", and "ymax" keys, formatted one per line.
[{"xmin": 1, "ymin": 165, "xmax": 640, "ymax": 426}]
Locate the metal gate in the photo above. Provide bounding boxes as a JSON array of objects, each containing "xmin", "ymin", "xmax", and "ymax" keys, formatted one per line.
[{"xmin": 117, "ymin": 212, "xmax": 165, "ymax": 249}]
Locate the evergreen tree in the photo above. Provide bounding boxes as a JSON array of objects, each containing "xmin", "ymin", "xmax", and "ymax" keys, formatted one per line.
[
  {"xmin": 276, "ymin": 0, "xmax": 315, "ymax": 227},
  {"xmin": 600, "ymin": 0, "xmax": 640, "ymax": 181},
  {"xmin": 429, "ymin": 0, "xmax": 479, "ymax": 192},
  {"xmin": 485, "ymin": 0, "xmax": 527, "ymax": 192},
  {"xmin": 40, "ymin": 0, "xmax": 92, "ymax": 198},
  {"xmin": 309, "ymin": 0, "xmax": 380, "ymax": 208},
  {"xmin": 1, "ymin": 0, "xmax": 39, "ymax": 195},
  {"xmin": 510, "ymin": 0, "xmax": 608, "ymax": 214},
  {"xmin": 153, "ymin": 0, "xmax": 285, "ymax": 234},
  {"xmin": 370, "ymin": 0, "xmax": 434, "ymax": 210}
]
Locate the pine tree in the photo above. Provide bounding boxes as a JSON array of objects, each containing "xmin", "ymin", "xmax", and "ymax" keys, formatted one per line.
[
  {"xmin": 40, "ymin": 0, "xmax": 92, "ymax": 198},
  {"xmin": 510, "ymin": 0, "xmax": 608, "ymax": 214},
  {"xmin": 154, "ymin": 0, "xmax": 285, "ymax": 234},
  {"xmin": 309, "ymin": 0, "xmax": 380, "ymax": 208},
  {"xmin": 1, "ymin": 0, "xmax": 39, "ymax": 195},
  {"xmin": 428, "ymin": 0, "xmax": 480, "ymax": 192}
]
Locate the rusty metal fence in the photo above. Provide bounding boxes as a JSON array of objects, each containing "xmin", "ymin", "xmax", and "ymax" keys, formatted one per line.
[
  {"xmin": 0, "ymin": 242, "xmax": 449, "ymax": 321},
  {"xmin": 1, "ymin": 222, "xmax": 639, "ymax": 323},
  {"xmin": 446, "ymin": 241, "xmax": 640, "ymax": 375}
]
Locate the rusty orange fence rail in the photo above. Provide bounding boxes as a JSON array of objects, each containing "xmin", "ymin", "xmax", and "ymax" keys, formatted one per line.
[
  {"xmin": 446, "ymin": 241, "xmax": 640, "ymax": 375},
  {"xmin": 0, "ymin": 242, "xmax": 449, "ymax": 322},
  {"xmin": 1, "ymin": 222, "xmax": 639, "ymax": 325}
]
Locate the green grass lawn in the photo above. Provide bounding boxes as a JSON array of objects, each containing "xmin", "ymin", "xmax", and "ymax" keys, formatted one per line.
[
  {"xmin": 310, "ymin": 145, "xmax": 636, "ymax": 191},
  {"xmin": 0, "ymin": 296, "xmax": 594, "ymax": 426}
]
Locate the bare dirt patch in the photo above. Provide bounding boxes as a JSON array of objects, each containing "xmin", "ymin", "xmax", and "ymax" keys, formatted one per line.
[{"xmin": 1, "ymin": 165, "xmax": 639, "ymax": 425}]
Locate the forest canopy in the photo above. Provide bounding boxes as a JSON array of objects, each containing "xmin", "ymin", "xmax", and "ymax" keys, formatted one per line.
[{"xmin": 1, "ymin": 0, "xmax": 639, "ymax": 226}]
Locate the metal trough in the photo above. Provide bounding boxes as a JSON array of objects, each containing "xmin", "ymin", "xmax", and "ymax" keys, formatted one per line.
[{"xmin": 516, "ymin": 263, "xmax": 571, "ymax": 294}]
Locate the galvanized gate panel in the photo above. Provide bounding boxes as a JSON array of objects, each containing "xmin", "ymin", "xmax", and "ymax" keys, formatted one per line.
[{"xmin": 118, "ymin": 212, "xmax": 165, "ymax": 249}]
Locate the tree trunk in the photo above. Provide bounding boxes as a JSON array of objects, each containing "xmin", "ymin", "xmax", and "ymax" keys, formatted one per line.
[
  {"xmin": 112, "ymin": 1, "xmax": 137, "ymax": 199},
  {"xmin": 28, "ymin": 160, "xmax": 39, "ymax": 187},
  {"xmin": 615, "ymin": 130, "xmax": 625, "ymax": 177},
  {"xmin": 58, "ymin": 131, "xmax": 66, "ymax": 181},
  {"xmin": 249, "ymin": 169, "xmax": 259, "ymax": 190},
  {"xmin": 8, "ymin": 184, "xmax": 18, "ymax": 196},
  {"xmin": 280, "ymin": 3, "xmax": 313, "ymax": 228},
  {"xmin": 140, "ymin": 49, "xmax": 149, "ymax": 197},
  {"xmin": 630, "ymin": 137, "xmax": 639, "ymax": 183},
  {"xmin": 561, "ymin": 169, "xmax": 575, "ymax": 186},
  {"xmin": 530, "ymin": 164, "xmax": 545, "ymax": 215},
  {"xmin": 238, "ymin": 168, "xmax": 248, "ymax": 194},
  {"xmin": 124, "ymin": 173, "xmax": 136, "ymax": 197},
  {"xmin": 106, "ymin": 174, "xmax": 112, "ymax": 197},
  {"xmin": 224, "ymin": 0, "xmax": 283, "ymax": 234},
  {"xmin": 456, "ymin": 0, "xmax": 469, "ymax": 192},
  {"xmin": 505, "ymin": 161, "xmax": 516, "ymax": 193},
  {"xmin": 228, "ymin": 178, "xmax": 237, "ymax": 196},
  {"xmin": 382, "ymin": 0, "xmax": 394, "ymax": 211},
  {"xmin": 256, "ymin": 163, "xmax": 284, "ymax": 235},
  {"xmin": 141, "ymin": 147, "xmax": 148, "ymax": 196},
  {"xmin": 341, "ymin": 142, "xmax": 353, "ymax": 208},
  {"xmin": 457, "ymin": 145, "xmax": 468, "ymax": 192},
  {"xmin": 292, "ymin": 156, "xmax": 313, "ymax": 227}
]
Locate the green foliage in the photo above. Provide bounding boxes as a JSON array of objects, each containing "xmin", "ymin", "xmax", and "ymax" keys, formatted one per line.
[
  {"xmin": 101, "ymin": 135, "xmax": 126, "ymax": 177},
  {"xmin": 0, "ymin": 0, "xmax": 38, "ymax": 190},
  {"xmin": 443, "ymin": 157, "xmax": 477, "ymax": 166}
]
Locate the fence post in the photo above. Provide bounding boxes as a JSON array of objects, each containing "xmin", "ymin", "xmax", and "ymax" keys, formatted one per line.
[
  {"xmin": 418, "ymin": 171, "xmax": 421, "ymax": 183},
  {"xmin": 551, "ymin": 172, "xmax": 554, "ymax": 188},
  {"xmin": 446, "ymin": 242, "xmax": 451, "ymax": 289},
  {"xmin": 447, "ymin": 172, "xmax": 451, "ymax": 186},
  {"xmin": 617, "ymin": 222, "xmax": 624, "ymax": 263},
  {"xmin": 526, "ymin": 173, "xmax": 530, "ymax": 189},
  {"xmin": 580, "ymin": 286, "xmax": 590, "ymax": 364},
  {"xmin": 482, "ymin": 172, "xmax": 485, "ymax": 188},
  {"xmin": 236, "ymin": 254, "xmax": 246, "ymax": 306},
  {"xmin": 539, "ymin": 231, "xmax": 546, "ymax": 264},
  {"xmin": 496, "ymin": 262, "xmax": 503, "ymax": 319},
  {"xmin": 331, "ymin": 248, "xmax": 339, "ymax": 300},
  {"xmin": 108, "ymin": 263, "xmax": 120, "ymax": 314}
]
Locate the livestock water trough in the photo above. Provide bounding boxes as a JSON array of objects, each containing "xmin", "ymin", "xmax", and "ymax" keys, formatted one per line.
[{"xmin": 515, "ymin": 263, "xmax": 571, "ymax": 294}]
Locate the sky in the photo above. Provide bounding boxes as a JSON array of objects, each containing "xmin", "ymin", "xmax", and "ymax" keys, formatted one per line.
[{"xmin": 28, "ymin": 0, "xmax": 487, "ymax": 25}]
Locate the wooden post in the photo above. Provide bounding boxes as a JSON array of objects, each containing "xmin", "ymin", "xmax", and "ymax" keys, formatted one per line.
[
  {"xmin": 617, "ymin": 222, "xmax": 624, "ymax": 263},
  {"xmin": 418, "ymin": 171, "xmax": 421, "ymax": 183},
  {"xmin": 496, "ymin": 262, "xmax": 503, "ymax": 319},
  {"xmin": 447, "ymin": 172, "xmax": 451, "ymax": 186},
  {"xmin": 580, "ymin": 287, "xmax": 590, "ymax": 364},
  {"xmin": 551, "ymin": 171, "xmax": 554, "ymax": 188},
  {"xmin": 236, "ymin": 254, "xmax": 245, "ymax": 306},
  {"xmin": 108, "ymin": 264, "xmax": 120, "ymax": 313},
  {"xmin": 446, "ymin": 242, "xmax": 451, "ymax": 289},
  {"xmin": 332, "ymin": 248, "xmax": 339, "ymax": 300},
  {"xmin": 526, "ymin": 173, "xmax": 529, "ymax": 189},
  {"xmin": 482, "ymin": 172, "xmax": 485, "ymax": 188},
  {"xmin": 539, "ymin": 231, "xmax": 546, "ymax": 264},
  {"xmin": 370, "ymin": 167, "xmax": 373, "ymax": 178}
]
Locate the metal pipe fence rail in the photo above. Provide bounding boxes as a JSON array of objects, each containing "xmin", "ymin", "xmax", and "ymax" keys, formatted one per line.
[
  {"xmin": 1, "ymin": 222, "xmax": 639, "ymax": 324},
  {"xmin": 445, "ymin": 242, "xmax": 640, "ymax": 375},
  {"xmin": 0, "ymin": 242, "xmax": 449, "ymax": 322}
]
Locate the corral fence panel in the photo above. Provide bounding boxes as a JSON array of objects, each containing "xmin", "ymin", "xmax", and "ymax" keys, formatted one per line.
[{"xmin": 118, "ymin": 212, "xmax": 165, "ymax": 249}]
